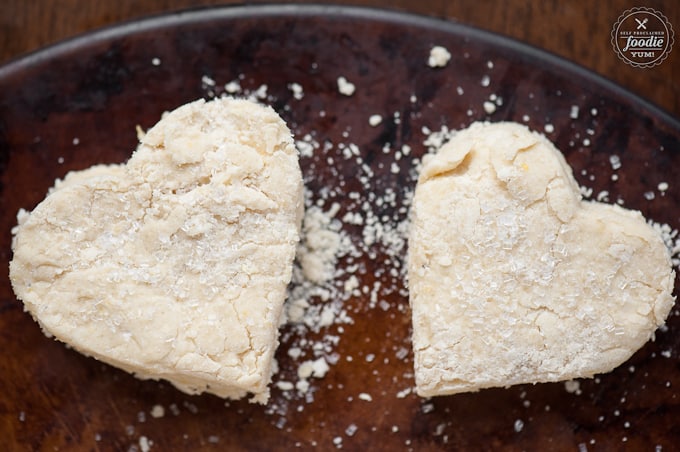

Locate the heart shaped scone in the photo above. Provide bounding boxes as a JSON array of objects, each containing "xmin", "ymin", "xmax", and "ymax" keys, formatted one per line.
[
  {"xmin": 408, "ymin": 121, "xmax": 675, "ymax": 397},
  {"xmin": 10, "ymin": 98, "xmax": 303, "ymax": 403}
]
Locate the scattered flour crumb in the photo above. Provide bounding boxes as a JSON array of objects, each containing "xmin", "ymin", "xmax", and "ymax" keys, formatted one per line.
[
  {"xmin": 288, "ymin": 82, "xmax": 304, "ymax": 100},
  {"xmin": 483, "ymin": 101, "xmax": 496, "ymax": 114},
  {"xmin": 570, "ymin": 105, "xmax": 579, "ymax": 119},
  {"xmin": 139, "ymin": 436, "xmax": 152, "ymax": 452},
  {"xmin": 648, "ymin": 221, "xmax": 680, "ymax": 267},
  {"xmin": 297, "ymin": 205, "xmax": 343, "ymax": 284},
  {"xmin": 514, "ymin": 419, "xmax": 524, "ymax": 433},
  {"xmin": 224, "ymin": 80, "xmax": 241, "ymax": 94},
  {"xmin": 168, "ymin": 404, "xmax": 180, "ymax": 416},
  {"xmin": 150, "ymin": 404, "xmax": 164, "ymax": 419},
  {"xmin": 596, "ymin": 190, "xmax": 609, "ymax": 202},
  {"xmin": 422, "ymin": 124, "xmax": 455, "ymax": 152},
  {"xmin": 358, "ymin": 392, "xmax": 373, "ymax": 402},
  {"xmin": 337, "ymin": 76, "xmax": 356, "ymax": 96},
  {"xmin": 427, "ymin": 45, "xmax": 451, "ymax": 68},
  {"xmin": 396, "ymin": 387, "xmax": 412, "ymax": 398},
  {"xmin": 292, "ymin": 357, "xmax": 331, "ymax": 396},
  {"xmin": 201, "ymin": 75, "xmax": 216, "ymax": 87},
  {"xmin": 369, "ymin": 114, "xmax": 383, "ymax": 127},
  {"xmin": 565, "ymin": 380, "xmax": 582, "ymax": 395},
  {"xmin": 276, "ymin": 381, "xmax": 295, "ymax": 391}
]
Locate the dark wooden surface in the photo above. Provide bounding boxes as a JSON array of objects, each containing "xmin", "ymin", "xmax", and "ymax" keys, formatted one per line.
[
  {"xmin": 1, "ymin": 0, "xmax": 678, "ymax": 115},
  {"xmin": 1, "ymin": 2, "xmax": 679, "ymax": 451}
]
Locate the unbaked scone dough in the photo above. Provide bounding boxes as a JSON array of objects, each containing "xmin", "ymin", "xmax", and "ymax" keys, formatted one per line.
[
  {"xmin": 409, "ymin": 121, "xmax": 675, "ymax": 397},
  {"xmin": 10, "ymin": 97, "xmax": 304, "ymax": 403}
]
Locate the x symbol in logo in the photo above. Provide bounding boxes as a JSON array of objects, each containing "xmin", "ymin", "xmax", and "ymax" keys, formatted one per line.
[{"xmin": 635, "ymin": 17, "xmax": 648, "ymax": 29}]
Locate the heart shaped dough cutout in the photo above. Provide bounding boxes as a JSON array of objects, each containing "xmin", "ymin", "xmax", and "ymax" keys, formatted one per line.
[
  {"xmin": 10, "ymin": 98, "xmax": 303, "ymax": 403},
  {"xmin": 408, "ymin": 121, "xmax": 675, "ymax": 397}
]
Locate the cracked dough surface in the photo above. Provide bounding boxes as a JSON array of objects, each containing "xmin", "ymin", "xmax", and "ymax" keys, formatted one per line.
[
  {"xmin": 10, "ymin": 97, "xmax": 303, "ymax": 403},
  {"xmin": 409, "ymin": 121, "xmax": 675, "ymax": 397}
]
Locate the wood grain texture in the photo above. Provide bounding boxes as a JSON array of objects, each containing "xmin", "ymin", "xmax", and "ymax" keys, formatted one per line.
[{"xmin": 0, "ymin": 0, "xmax": 678, "ymax": 114}]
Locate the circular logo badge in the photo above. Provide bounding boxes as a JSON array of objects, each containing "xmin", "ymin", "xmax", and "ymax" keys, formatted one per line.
[{"xmin": 611, "ymin": 7, "xmax": 674, "ymax": 68}]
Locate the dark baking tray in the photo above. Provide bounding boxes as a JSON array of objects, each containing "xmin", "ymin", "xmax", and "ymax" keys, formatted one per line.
[{"xmin": 1, "ymin": 4, "xmax": 678, "ymax": 450}]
